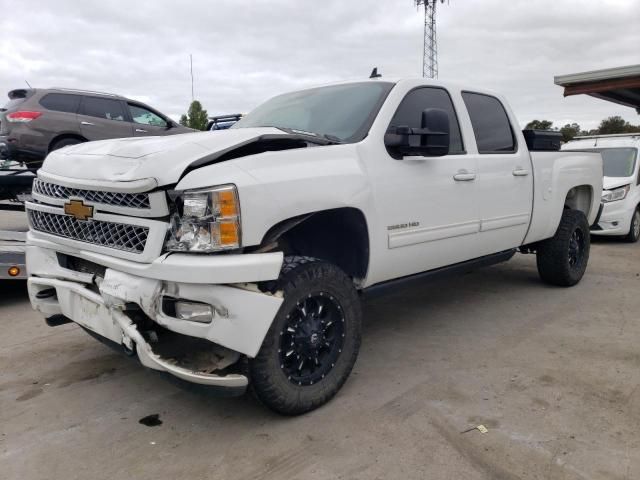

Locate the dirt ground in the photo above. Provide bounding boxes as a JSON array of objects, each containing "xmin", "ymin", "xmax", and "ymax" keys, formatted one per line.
[{"xmin": 1, "ymin": 209, "xmax": 639, "ymax": 479}]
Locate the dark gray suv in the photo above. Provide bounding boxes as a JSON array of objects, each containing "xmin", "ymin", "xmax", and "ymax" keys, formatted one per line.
[{"xmin": 0, "ymin": 88, "xmax": 192, "ymax": 165}]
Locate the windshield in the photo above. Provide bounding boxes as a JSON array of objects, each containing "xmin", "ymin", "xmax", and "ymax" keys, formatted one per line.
[
  {"xmin": 599, "ymin": 148, "xmax": 638, "ymax": 177},
  {"xmin": 232, "ymin": 82, "xmax": 394, "ymax": 143}
]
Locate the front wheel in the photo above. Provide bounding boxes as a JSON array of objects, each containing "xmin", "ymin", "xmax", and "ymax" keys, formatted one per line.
[
  {"xmin": 625, "ymin": 208, "xmax": 640, "ymax": 243},
  {"xmin": 536, "ymin": 209, "xmax": 590, "ymax": 287},
  {"xmin": 249, "ymin": 256, "xmax": 362, "ymax": 415}
]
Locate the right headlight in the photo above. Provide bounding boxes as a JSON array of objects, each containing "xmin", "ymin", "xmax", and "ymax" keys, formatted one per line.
[
  {"xmin": 165, "ymin": 184, "xmax": 241, "ymax": 252},
  {"xmin": 601, "ymin": 185, "xmax": 630, "ymax": 203}
]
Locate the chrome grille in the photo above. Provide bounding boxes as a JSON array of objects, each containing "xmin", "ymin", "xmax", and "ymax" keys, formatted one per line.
[
  {"xmin": 28, "ymin": 210, "xmax": 149, "ymax": 253},
  {"xmin": 32, "ymin": 179, "xmax": 151, "ymax": 209}
]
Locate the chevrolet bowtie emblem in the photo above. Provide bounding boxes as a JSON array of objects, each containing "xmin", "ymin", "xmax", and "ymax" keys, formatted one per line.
[{"xmin": 63, "ymin": 199, "xmax": 94, "ymax": 221}]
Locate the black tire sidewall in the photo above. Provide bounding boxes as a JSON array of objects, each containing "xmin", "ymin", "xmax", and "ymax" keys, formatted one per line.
[
  {"xmin": 537, "ymin": 210, "xmax": 590, "ymax": 286},
  {"xmin": 626, "ymin": 209, "xmax": 640, "ymax": 243},
  {"xmin": 50, "ymin": 138, "xmax": 82, "ymax": 152},
  {"xmin": 568, "ymin": 217, "xmax": 590, "ymax": 283},
  {"xmin": 249, "ymin": 260, "xmax": 362, "ymax": 415}
]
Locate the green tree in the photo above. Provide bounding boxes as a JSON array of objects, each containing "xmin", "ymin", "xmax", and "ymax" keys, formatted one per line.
[
  {"xmin": 181, "ymin": 100, "xmax": 209, "ymax": 131},
  {"xmin": 597, "ymin": 116, "xmax": 628, "ymax": 135},
  {"xmin": 559, "ymin": 123, "xmax": 581, "ymax": 142},
  {"xmin": 525, "ymin": 119, "xmax": 554, "ymax": 130}
]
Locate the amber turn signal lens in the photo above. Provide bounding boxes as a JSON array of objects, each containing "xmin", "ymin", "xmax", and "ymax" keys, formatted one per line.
[
  {"xmin": 8, "ymin": 266, "xmax": 20, "ymax": 277},
  {"xmin": 217, "ymin": 189, "xmax": 239, "ymax": 218},
  {"xmin": 219, "ymin": 221, "xmax": 240, "ymax": 246}
]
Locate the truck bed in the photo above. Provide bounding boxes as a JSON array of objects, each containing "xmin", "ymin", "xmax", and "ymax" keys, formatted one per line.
[{"xmin": 524, "ymin": 150, "xmax": 603, "ymax": 245}]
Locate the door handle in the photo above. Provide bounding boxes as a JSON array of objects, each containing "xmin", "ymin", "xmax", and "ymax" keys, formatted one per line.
[
  {"xmin": 512, "ymin": 168, "xmax": 529, "ymax": 176},
  {"xmin": 81, "ymin": 121, "xmax": 95, "ymax": 126},
  {"xmin": 135, "ymin": 128, "xmax": 148, "ymax": 133},
  {"xmin": 453, "ymin": 170, "xmax": 476, "ymax": 181}
]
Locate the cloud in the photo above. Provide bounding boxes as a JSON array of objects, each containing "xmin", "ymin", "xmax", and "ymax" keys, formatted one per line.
[{"xmin": 0, "ymin": 0, "xmax": 637, "ymax": 129}]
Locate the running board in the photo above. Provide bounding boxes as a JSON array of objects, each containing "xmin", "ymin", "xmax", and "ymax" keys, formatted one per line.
[{"xmin": 362, "ymin": 249, "xmax": 516, "ymax": 299}]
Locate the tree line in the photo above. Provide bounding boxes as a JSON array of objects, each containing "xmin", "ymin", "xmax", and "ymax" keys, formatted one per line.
[{"xmin": 525, "ymin": 116, "xmax": 640, "ymax": 142}]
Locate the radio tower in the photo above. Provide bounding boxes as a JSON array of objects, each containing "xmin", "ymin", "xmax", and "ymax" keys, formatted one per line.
[{"xmin": 414, "ymin": 0, "xmax": 447, "ymax": 79}]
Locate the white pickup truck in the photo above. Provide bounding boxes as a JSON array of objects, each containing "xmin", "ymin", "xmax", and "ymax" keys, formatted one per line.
[{"xmin": 26, "ymin": 78, "xmax": 602, "ymax": 414}]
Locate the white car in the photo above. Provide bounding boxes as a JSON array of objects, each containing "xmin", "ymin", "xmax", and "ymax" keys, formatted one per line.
[
  {"xmin": 564, "ymin": 134, "xmax": 640, "ymax": 242},
  {"xmin": 25, "ymin": 78, "xmax": 602, "ymax": 414}
]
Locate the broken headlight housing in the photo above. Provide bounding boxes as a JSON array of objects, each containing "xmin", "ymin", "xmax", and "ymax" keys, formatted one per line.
[
  {"xmin": 601, "ymin": 185, "xmax": 630, "ymax": 203},
  {"xmin": 165, "ymin": 185, "xmax": 241, "ymax": 252}
]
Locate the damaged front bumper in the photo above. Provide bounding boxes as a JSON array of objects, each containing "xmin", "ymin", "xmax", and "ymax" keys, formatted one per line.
[
  {"xmin": 590, "ymin": 200, "xmax": 633, "ymax": 236},
  {"xmin": 27, "ymin": 237, "xmax": 284, "ymax": 393}
]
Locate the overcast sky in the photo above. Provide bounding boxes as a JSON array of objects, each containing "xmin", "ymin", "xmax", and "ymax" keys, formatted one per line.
[{"xmin": 0, "ymin": 0, "xmax": 638, "ymax": 130}]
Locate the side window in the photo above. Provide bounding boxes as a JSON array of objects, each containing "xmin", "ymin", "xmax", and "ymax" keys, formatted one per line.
[
  {"xmin": 128, "ymin": 104, "xmax": 167, "ymax": 127},
  {"xmin": 81, "ymin": 97, "xmax": 126, "ymax": 122},
  {"xmin": 388, "ymin": 87, "xmax": 464, "ymax": 154},
  {"xmin": 462, "ymin": 92, "xmax": 516, "ymax": 153},
  {"xmin": 39, "ymin": 93, "xmax": 81, "ymax": 113}
]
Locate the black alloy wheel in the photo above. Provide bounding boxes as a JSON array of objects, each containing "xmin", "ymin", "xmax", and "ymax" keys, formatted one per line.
[
  {"xmin": 249, "ymin": 256, "xmax": 362, "ymax": 415},
  {"xmin": 279, "ymin": 292, "xmax": 345, "ymax": 386}
]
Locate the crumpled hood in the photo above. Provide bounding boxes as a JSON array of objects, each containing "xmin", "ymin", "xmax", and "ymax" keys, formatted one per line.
[
  {"xmin": 603, "ymin": 176, "xmax": 633, "ymax": 190},
  {"xmin": 40, "ymin": 127, "xmax": 286, "ymax": 186}
]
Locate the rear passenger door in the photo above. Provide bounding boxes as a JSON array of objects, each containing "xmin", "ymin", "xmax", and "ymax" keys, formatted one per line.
[
  {"xmin": 38, "ymin": 93, "xmax": 82, "ymax": 137},
  {"xmin": 78, "ymin": 96, "xmax": 133, "ymax": 141},
  {"xmin": 462, "ymin": 92, "xmax": 533, "ymax": 253},
  {"xmin": 127, "ymin": 103, "xmax": 170, "ymax": 137}
]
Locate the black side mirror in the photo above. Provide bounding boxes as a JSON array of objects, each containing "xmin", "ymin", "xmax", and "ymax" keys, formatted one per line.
[
  {"xmin": 384, "ymin": 107, "xmax": 450, "ymax": 158},
  {"xmin": 165, "ymin": 120, "xmax": 174, "ymax": 130}
]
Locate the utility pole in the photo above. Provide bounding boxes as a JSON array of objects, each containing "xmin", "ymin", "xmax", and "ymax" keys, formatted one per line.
[
  {"xmin": 190, "ymin": 54, "xmax": 194, "ymax": 101},
  {"xmin": 414, "ymin": 0, "xmax": 447, "ymax": 79}
]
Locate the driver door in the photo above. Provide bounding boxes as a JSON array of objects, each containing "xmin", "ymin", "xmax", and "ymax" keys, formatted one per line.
[{"xmin": 368, "ymin": 87, "xmax": 480, "ymax": 282}]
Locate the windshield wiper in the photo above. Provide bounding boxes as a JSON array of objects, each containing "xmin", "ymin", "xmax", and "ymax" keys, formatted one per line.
[{"xmin": 277, "ymin": 127, "xmax": 344, "ymax": 145}]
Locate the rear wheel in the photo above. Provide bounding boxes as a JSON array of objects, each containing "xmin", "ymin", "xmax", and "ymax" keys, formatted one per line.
[
  {"xmin": 249, "ymin": 256, "xmax": 362, "ymax": 415},
  {"xmin": 625, "ymin": 208, "xmax": 640, "ymax": 243},
  {"xmin": 536, "ymin": 209, "xmax": 590, "ymax": 286},
  {"xmin": 50, "ymin": 137, "xmax": 83, "ymax": 152}
]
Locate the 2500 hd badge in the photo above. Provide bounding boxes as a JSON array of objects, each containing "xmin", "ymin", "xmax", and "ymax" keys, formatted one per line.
[{"xmin": 387, "ymin": 222, "xmax": 420, "ymax": 231}]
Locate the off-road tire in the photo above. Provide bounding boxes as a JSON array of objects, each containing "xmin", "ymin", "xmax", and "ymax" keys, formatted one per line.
[
  {"xmin": 536, "ymin": 209, "xmax": 590, "ymax": 287},
  {"xmin": 50, "ymin": 137, "xmax": 83, "ymax": 152},
  {"xmin": 625, "ymin": 208, "xmax": 640, "ymax": 243},
  {"xmin": 249, "ymin": 256, "xmax": 362, "ymax": 415}
]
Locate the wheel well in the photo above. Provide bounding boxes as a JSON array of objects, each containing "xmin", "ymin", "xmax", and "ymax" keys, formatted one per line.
[
  {"xmin": 48, "ymin": 134, "xmax": 86, "ymax": 153},
  {"xmin": 564, "ymin": 185, "xmax": 593, "ymax": 217},
  {"xmin": 260, "ymin": 208, "xmax": 370, "ymax": 283}
]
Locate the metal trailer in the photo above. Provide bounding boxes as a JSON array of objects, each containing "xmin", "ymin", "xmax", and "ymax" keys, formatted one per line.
[
  {"xmin": 0, "ymin": 229, "xmax": 26, "ymax": 279},
  {"xmin": 0, "ymin": 161, "xmax": 36, "ymax": 205},
  {"xmin": 0, "ymin": 163, "xmax": 30, "ymax": 279}
]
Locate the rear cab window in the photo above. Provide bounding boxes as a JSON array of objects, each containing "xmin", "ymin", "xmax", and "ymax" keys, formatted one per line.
[
  {"xmin": 387, "ymin": 87, "xmax": 465, "ymax": 154},
  {"xmin": 80, "ymin": 96, "xmax": 126, "ymax": 122},
  {"xmin": 462, "ymin": 92, "xmax": 516, "ymax": 153},
  {"xmin": 39, "ymin": 93, "xmax": 81, "ymax": 113}
]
